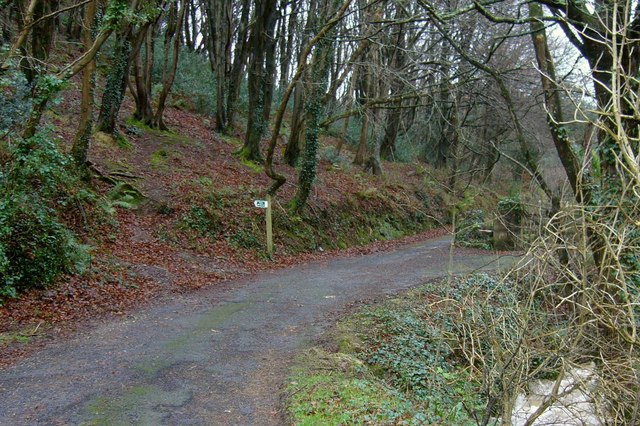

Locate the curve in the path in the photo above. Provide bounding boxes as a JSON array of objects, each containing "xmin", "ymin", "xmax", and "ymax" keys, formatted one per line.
[{"xmin": 0, "ymin": 236, "xmax": 516, "ymax": 426}]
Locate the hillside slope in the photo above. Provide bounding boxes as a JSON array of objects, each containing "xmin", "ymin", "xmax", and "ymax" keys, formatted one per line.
[{"xmin": 0, "ymin": 90, "xmax": 448, "ymax": 365}]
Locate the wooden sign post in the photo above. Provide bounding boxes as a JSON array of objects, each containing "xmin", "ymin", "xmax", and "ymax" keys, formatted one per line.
[
  {"xmin": 254, "ymin": 196, "xmax": 273, "ymax": 256},
  {"xmin": 266, "ymin": 194, "xmax": 273, "ymax": 256}
]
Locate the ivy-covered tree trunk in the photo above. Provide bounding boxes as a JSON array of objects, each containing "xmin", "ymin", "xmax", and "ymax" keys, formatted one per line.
[
  {"xmin": 240, "ymin": 0, "xmax": 277, "ymax": 163},
  {"xmin": 96, "ymin": 31, "xmax": 132, "ymax": 134},
  {"xmin": 71, "ymin": 0, "xmax": 98, "ymax": 169},
  {"xmin": 291, "ymin": 0, "xmax": 335, "ymax": 212},
  {"xmin": 284, "ymin": 80, "xmax": 304, "ymax": 166}
]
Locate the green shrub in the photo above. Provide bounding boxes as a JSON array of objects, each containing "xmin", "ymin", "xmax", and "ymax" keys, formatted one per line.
[
  {"xmin": 0, "ymin": 68, "xmax": 31, "ymax": 134},
  {"xmin": 497, "ymin": 193, "xmax": 524, "ymax": 226},
  {"xmin": 455, "ymin": 209, "xmax": 492, "ymax": 249},
  {"xmin": 0, "ymin": 130, "xmax": 91, "ymax": 301},
  {"xmin": 179, "ymin": 205, "xmax": 220, "ymax": 238},
  {"xmin": 229, "ymin": 228, "xmax": 261, "ymax": 250}
]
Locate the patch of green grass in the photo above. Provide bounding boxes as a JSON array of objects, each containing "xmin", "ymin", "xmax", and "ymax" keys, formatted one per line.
[
  {"xmin": 0, "ymin": 331, "xmax": 32, "ymax": 346},
  {"xmin": 284, "ymin": 278, "xmax": 495, "ymax": 425},
  {"xmin": 150, "ymin": 149, "xmax": 169, "ymax": 168},
  {"xmin": 220, "ymin": 134, "xmax": 242, "ymax": 146},
  {"xmin": 194, "ymin": 176, "xmax": 214, "ymax": 187},
  {"xmin": 239, "ymin": 157, "xmax": 264, "ymax": 173},
  {"xmin": 286, "ymin": 350, "xmax": 426, "ymax": 425},
  {"xmin": 83, "ymin": 384, "xmax": 190, "ymax": 426},
  {"xmin": 107, "ymin": 182, "xmax": 146, "ymax": 210},
  {"xmin": 115, "ymin": 134, "xmax": 133, "ymax": 150},
  {"xmin": 127, "ymin": 117, "xmax": 196, "ymax": 146},
  {"xmin": 125, "ymin": 117, "xmax": 151, "ymax": 133},
  {"xmin": 150, "ymin": 148, "xmax": 183, "ymax": 170},
  {"xmin": 155, "ymin": 131, "xmax": 196, "ymax": 146}
]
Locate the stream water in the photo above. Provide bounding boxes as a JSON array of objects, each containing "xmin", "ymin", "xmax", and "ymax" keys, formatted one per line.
[{"xmin": 511, "ymin": 364, "xmax": 603, "ymax": 426}]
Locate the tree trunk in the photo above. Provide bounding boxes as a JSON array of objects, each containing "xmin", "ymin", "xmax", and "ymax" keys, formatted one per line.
[
  {"xmin": 71, "ymin": 0, "xmax": 97, "ymax": 169},
  {"xmin": 284, "ymin": 80, "xmax": 305, "ymax": 166},
  {"xmin": 240, "ymin": 0, "xmax": 277, "ymax": 162},
  {"xmin": 225, "ymin": 0, "xmax": 250, "ymax": 131},
  {"xmin": 152, "ymin": 0, "xmax": 186, "ymax": 130},
  {"xmin": 380, "ymin": 107, "xmax": 400, "ymax": 161},
  {"xmin": 380, "ymin": 14, "xmax": 406, "ymax": 161},
  {"xmin": 96, "ymin": 31, "xmax": 133, "ymax": 134},
  {"xmin": 292, "ymin": 0, "xmax": 335, "ymax": 212},
  {"xmin": 336, "ymin": 70, "xmax": 357, "ymax": 156},
  {"xmin": 261, "ymin": 10, "xmax": 279, "ymax": 126},
  {"xmin": 183, "ymin": 0, "xmax": 192, "ymax": 50},
  {"xmin": 131, "ymin": 25, "xmax": 155, "ymax": 125},
  {"xmin": 353, "ymin": 112, "xmax": 369, "ymax": 165},
  {"xmin": 278, "ymin": 0, "xmax": 297, "ymax": 92},
  {"xmin": 31, "ymin": 0, "xmax": 58, "ymax": 63},
  {"xmin": 205, "ymin": 0, "xmax": 231, "ymax": 132}
]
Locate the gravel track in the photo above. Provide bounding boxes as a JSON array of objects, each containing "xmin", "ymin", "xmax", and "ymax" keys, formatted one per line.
[{"xmin": 0, "ymin": 235, "xmax": 516, "ymax": 425}]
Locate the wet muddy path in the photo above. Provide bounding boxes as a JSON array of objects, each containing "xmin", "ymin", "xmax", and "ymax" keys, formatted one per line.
[{"xmin": 0, "ymin": 236, "xmax": 516, "ymax": 425}]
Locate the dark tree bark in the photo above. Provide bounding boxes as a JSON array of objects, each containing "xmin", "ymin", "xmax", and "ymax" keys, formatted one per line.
[
  {"xmin": 292, "ymin": 0, "xmax": 336, "ymax": 212},
  {"xmin": 353, "ymin": 62, "xmax": 372, "ymax": 166},
  {"xmin": 152, "ymin": 0, "xmax": 187, "ymax": 130},
  {"xmin": 261, "ymin": 8, "xmax": 279, "ymax": 125},
  {"xmin": 434, "ymin": 45, "xmax": 452, "ymax": 169},
  {"xmin": 528, "ymin": 3, "xmax": 580, "ymax": 196},
  {"xmin": 225, "ymin": 0, "xmax": 250, "ymax": 131},
  {"xmin": 31, "ymin": 0, "xmax": 59, "ymax": 63},
  {"xmin": 284, "ymin": 0, "xmax": 316, "ymax": 166},
  {"xmin": 15, "ymin": 0, "xmax": 59, "ymax": 84},
  {"xmin": 353, "ymin": 110, "xmax": 369, "ymax": 166},
  {"xmin": 380, "ymin": 10, "xmax": 407, "ymax": 161},
  {"xmin": 131, "ymin": 23, "xmax": 156, "ymax": 125},
  {"xmin": 183, "ymin": 0, "xmax": 193, "ymax": 50},
  {"xmin": 205, "ymin": 0, "xmax": 231, "ymax": 132},
  {"xmin": 65, "ymin": 3, "xmax": 82, "ymax": 41},
  {"xmin": 71, "ymin": 0, "xmax": 97, "ymax": 169},
  {"xmin": 277, "ymin": 0, "xmax": 297, "ymax": 92},
  {"xmin": 239, "ymin": 0, "xmax": 277, "ymax": 163},
  {"xmin": 95, "ymin": 30, "xmax": 133, "ymax": 134},
  {"xmin": 283, "ymin": 79, "xmax": 304, "ymax": 166}
]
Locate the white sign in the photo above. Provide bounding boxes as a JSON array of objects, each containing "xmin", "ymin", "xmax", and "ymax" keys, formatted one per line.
[{"xmin": 254, "ymin": 200, "xmax": 269, "ymax": 209}]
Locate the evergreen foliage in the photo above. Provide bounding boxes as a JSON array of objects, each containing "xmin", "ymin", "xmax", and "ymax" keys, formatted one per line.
[{"xmin": 0, "ymin": 130, "xmax": 91, "ymax": 301}]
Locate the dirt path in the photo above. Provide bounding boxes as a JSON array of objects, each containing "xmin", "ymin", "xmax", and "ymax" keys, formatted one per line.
[{"xmin": 0, "ymin": 236, "xmax": 516, "ymax": 426}]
